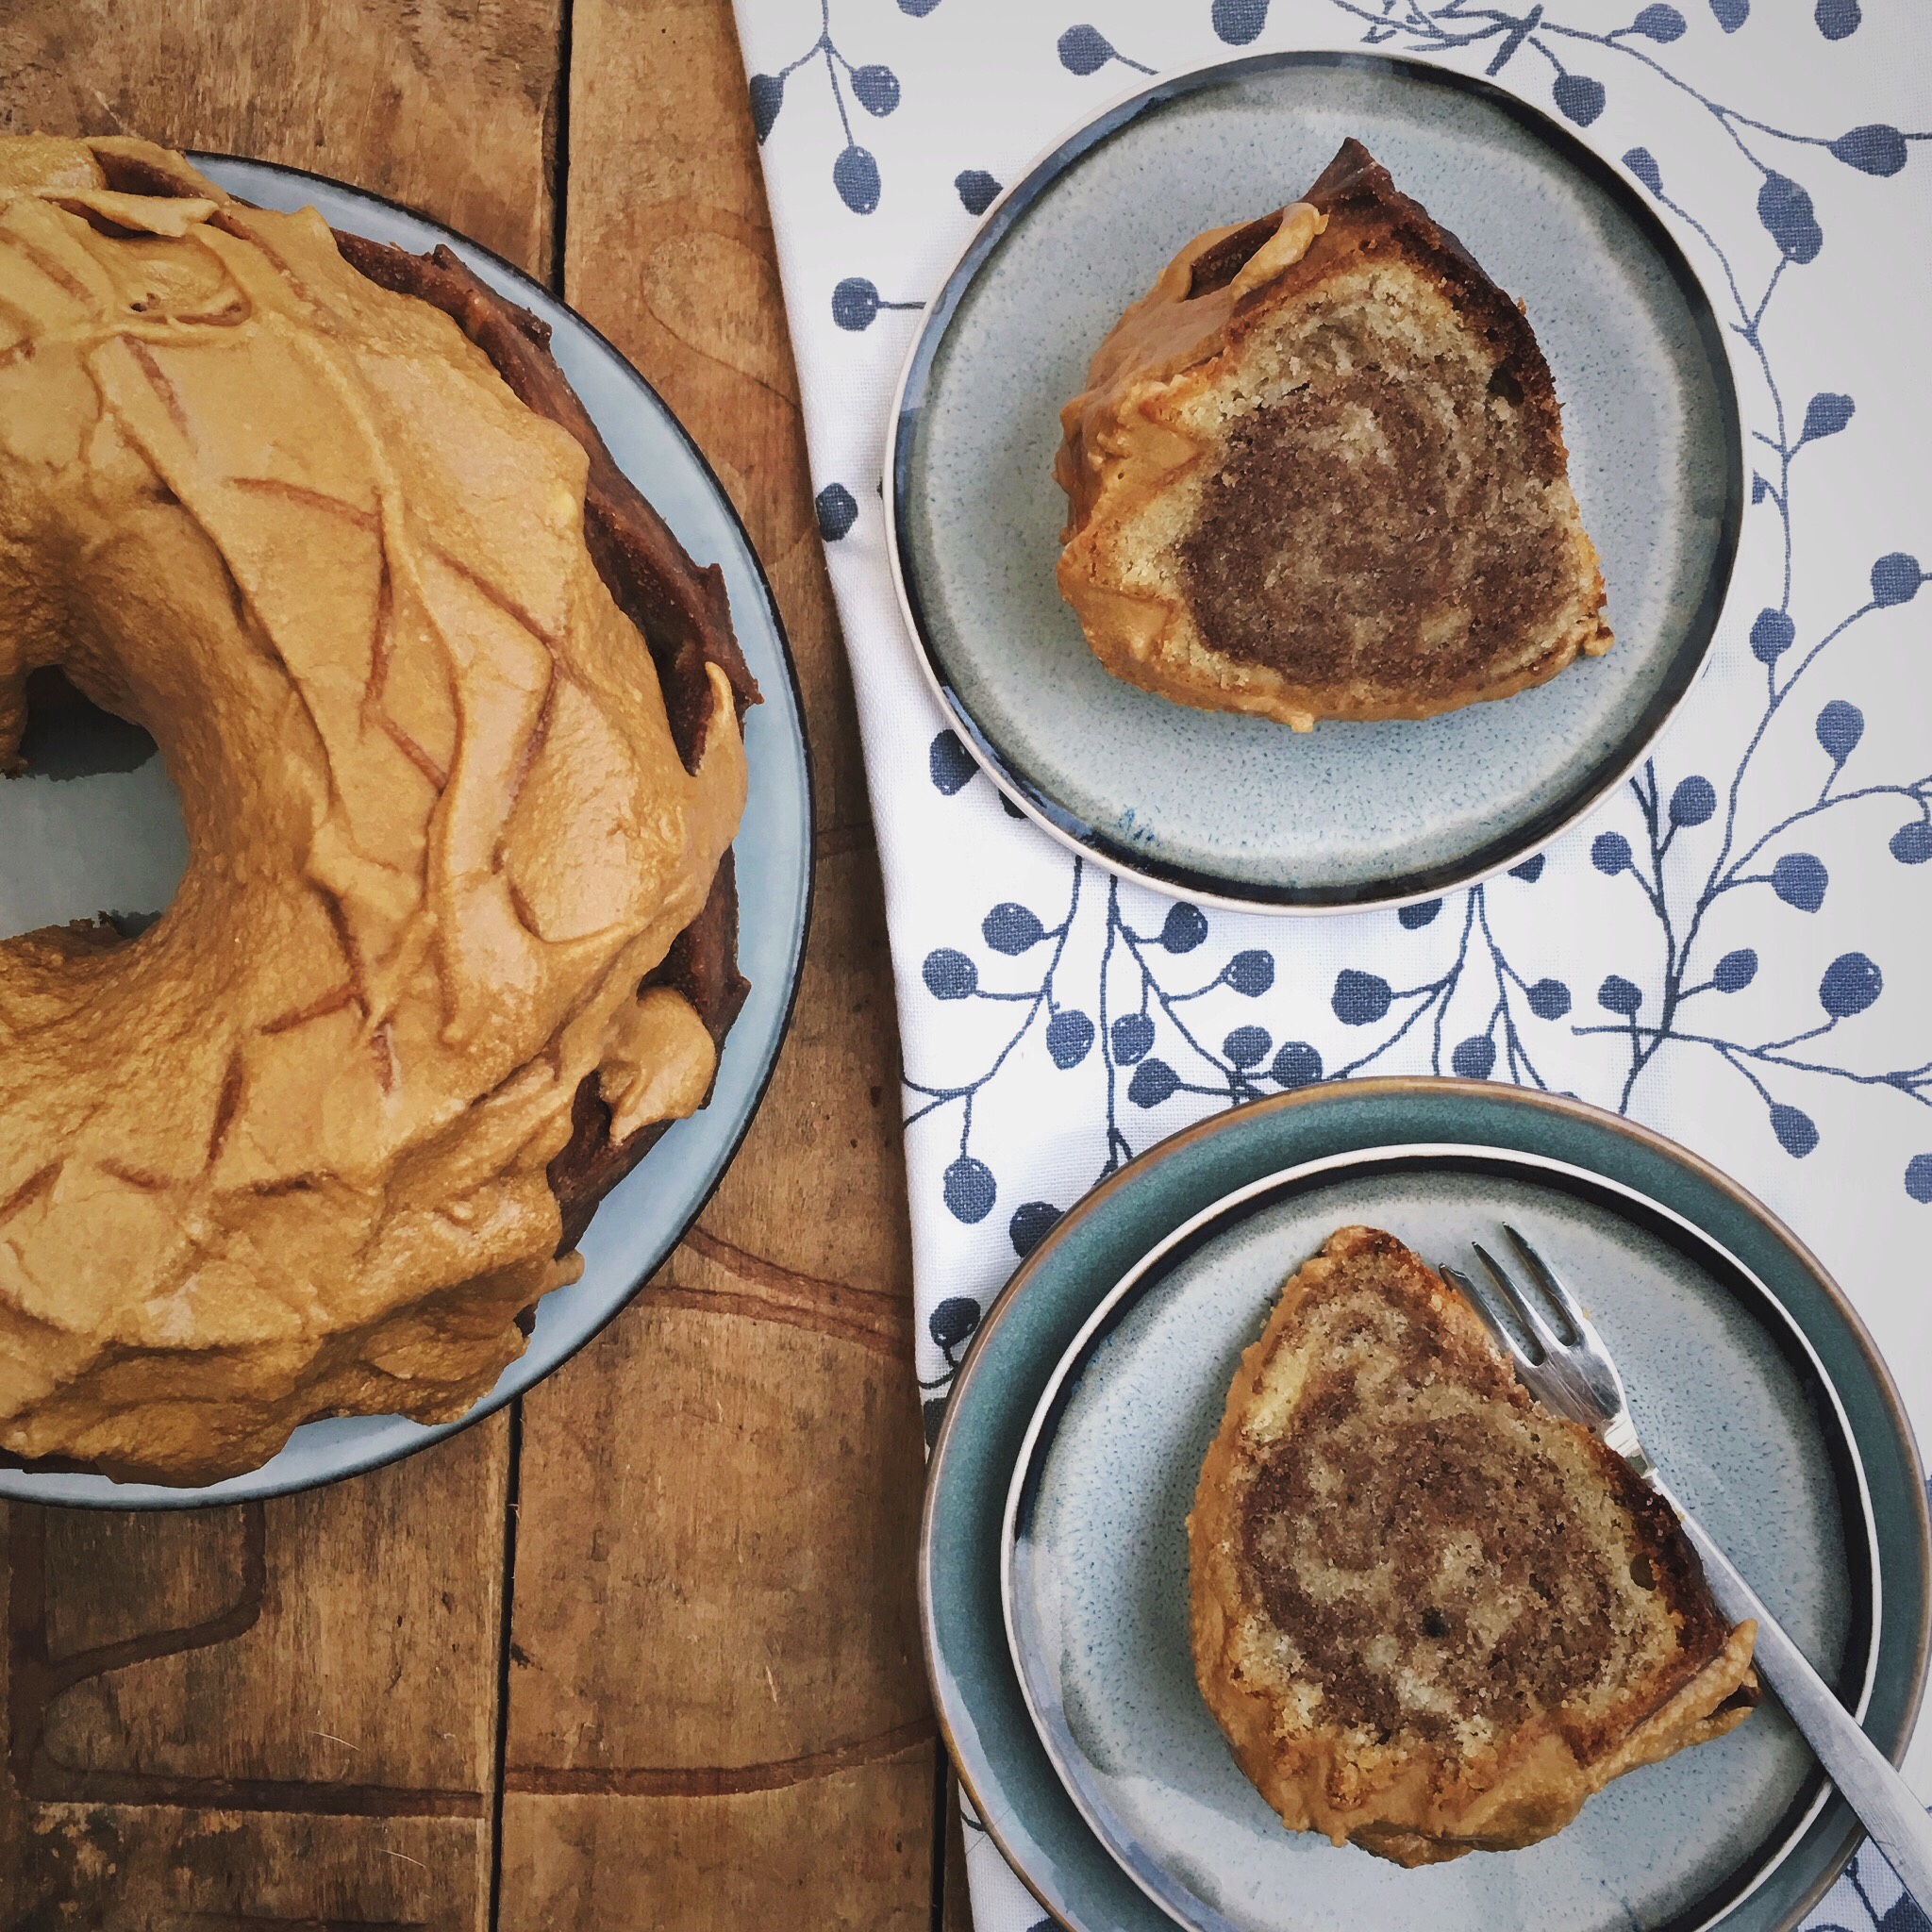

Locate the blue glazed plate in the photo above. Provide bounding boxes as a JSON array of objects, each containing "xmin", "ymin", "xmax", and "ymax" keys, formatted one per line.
[
  {"xmin": 886, "ymin": 53, "xmax": 1742, "ymax": 911},
  {"xmin": 921, "ymin": 1083, "xmax": 1928, "ymax": 1932},
  {"xmin": 0, "ymin": 158, "xmax": 813, "ymax": 1507},
  {"xmin": 1006, "ymin": 1148, "xmax": 1874, "ymax": 1932}
]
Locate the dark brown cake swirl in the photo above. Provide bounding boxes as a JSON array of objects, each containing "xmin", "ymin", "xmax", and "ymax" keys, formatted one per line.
[{"xmin": 1055, "ymin": 139, "xmax": 1612, "ymax": 729}]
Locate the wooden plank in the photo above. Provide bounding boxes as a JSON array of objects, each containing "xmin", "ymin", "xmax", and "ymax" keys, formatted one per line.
[
  {"xmin": 28, "ymin": 1435, "xmax": 504, "ymax": 1803},
  {"xmin": 500, "ymin": 1748, "xmax": 933, "ymax": 1927},
  {"xmin": 507, "ymin": 1298, "xmax": 925, "ymax": 1777},
  {"xmin": 0, "ymin": 0, "xmax": 560, "ymax": 269},
  {"xmin": 0, "ymin": 2, "xmax": 560, "ymax": 1923},
  {"xmin": 1, "ymin": 1427, "xmax": 511, "ymax": 1929},
  {"xmin": 499, "ymin": 0, "xmax": 936, "ymax": 1923}
]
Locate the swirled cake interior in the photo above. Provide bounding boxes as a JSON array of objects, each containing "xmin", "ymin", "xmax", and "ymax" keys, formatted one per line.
[
  {"xmin": 1238, "ymin": 1257, "xmax": 1664, "ymax": 1743},
  {"xmin": 1173, "ymin": 270, "xmax": 1582, "ymax": 705}
]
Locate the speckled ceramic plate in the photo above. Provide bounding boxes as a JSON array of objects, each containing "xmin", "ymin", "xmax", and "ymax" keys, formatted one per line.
[
  {"xmin": 1005, "ymin": 1149, "xmax": 1875, "ymax": 1932},
  {"xmin": 0, "ymin": 158, "xmax": 813, "ymax": 1507},
  {"xmin": 921, "ymin": 1084, "xmax": 1928, "ymax": 1932},
  {"xmin": 887, "ymin": 54, "xmax": 1741, "ymax": 911}
]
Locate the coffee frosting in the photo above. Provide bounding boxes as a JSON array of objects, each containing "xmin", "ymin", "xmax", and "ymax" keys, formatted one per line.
[{"xmin": 0, "ymin": 137, "xmax": 746, "ymax": 1481}]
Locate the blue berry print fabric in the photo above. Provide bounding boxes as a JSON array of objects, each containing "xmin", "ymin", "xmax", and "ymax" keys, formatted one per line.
[{"xmin": 727, "ymin": 2, "xmax": 1930, "ymax": 1922}]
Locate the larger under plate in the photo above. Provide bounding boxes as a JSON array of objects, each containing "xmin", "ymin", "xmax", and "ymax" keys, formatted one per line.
[
  {"xmin": 0, "ymin": 157, "xmax": 813, "ymax": 1507},
  {"xmin": 921, "ymin": 1083, "xmax": 1928, "ymax": 1932},
  {"xmin": 888, "ymin": 53, "xmax": 1741, "ymax": 910}
]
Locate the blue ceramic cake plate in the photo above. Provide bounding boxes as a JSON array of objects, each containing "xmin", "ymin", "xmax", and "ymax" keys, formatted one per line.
[
  {"xmin": 1007, "ymin": 1145, "xmax": 1879, "ymax": 1932},
  {"xmin": 922, "ymin": 1082, "xmax": 1927, "ymax": 1932}
]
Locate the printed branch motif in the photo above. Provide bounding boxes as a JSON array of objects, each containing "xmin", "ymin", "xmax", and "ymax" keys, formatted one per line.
[
  {"xmin": 750, "ymin": 0, "xmax": 937, "ymax": 214},
  {"xmin": 1817, "ymin": 1840, "xmax": 1932, "ymax": 1932}
]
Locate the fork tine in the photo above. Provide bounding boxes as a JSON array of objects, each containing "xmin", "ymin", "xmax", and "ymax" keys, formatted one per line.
[
  {"xmin": 1440, "ymin": 1262, "xmax": 1534, "ymax": 1366},
  {"xmin": 1473, "ymin": 1241, "xmax": 1566, "ymax": 1360},
  {"xmin": 1502, "ymin": 1224, "xmax": 1587, "ymax": 1344}
]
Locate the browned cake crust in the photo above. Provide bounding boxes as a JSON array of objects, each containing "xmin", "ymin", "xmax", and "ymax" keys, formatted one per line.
[
  {"xmin": 1189, "ymin": 1225, "xmax": 1757, "ymax": 1866},
  {"xmin": 1055, "ymin": 139, "xmax": 1612, "ymax": 729},
  {"xmin": 85, "ymin": 144, "xmax": 762, "ymax": 1275}
]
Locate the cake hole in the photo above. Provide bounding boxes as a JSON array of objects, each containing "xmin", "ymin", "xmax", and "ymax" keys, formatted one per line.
[
  {"xmin": 16, "ymin": 668, "xmax": 156, "ymax": 777},
  {"xmin": 1487, "ymin": 362, "xmax": 1524, "ymax": 407},
  {"xmin": 1, "ymin": 669, "xmax": 187, "ymax": 942},
  {"xmin": 1629, "ymin": 1554, "xmax": 1657, "ymax": 1591},
  {"xmin": 1421, "ymin": 1607, "xmax": 1450, "ymax": 1639}
]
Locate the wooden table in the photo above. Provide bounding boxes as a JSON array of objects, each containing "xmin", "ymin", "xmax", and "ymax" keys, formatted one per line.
[{"xmin": 0, "ymin": 4, "xmax": 967, "ymax": 1923}]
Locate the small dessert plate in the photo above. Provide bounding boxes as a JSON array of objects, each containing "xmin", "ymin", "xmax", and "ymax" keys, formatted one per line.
[
  {"xmin": 921, "ymin": 1084, "xmax": 1928, "ymax": 1932},
  {"xmin": 0, "ymin": 157, "xmax": 812, "ymax": 1507},
  {"xmin": 886, "ymin": 53, "xmax": 1741, "ymax": 911},
  {"xmin": 1006, "ymin": 1150, "xmax": 1871, "ymax": 1932}
]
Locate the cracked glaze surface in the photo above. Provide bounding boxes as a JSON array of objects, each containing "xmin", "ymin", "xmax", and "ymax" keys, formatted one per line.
[{"xmin": 0, "ymin": 137, "xmax": 746, "ymax": 1481}]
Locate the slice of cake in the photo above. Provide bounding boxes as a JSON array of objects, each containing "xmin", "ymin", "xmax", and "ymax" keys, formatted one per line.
[
  {"xmin": 1055, "ymin": 139, "xmax": 1611, "ymax": 729},
  {"xmin": 1188, "ymin": 1225, "xmax": 1757, "ymax": 1866}
]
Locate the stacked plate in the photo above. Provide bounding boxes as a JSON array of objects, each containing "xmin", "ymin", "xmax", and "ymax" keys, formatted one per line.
[{"xmin": 920, "ymin": 1080, "xmax": 1929, "ymax": 1932}]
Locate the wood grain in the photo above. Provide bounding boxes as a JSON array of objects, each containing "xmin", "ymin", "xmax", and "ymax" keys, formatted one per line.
[
  {"xmin": 499, "ymin": 1749, "xmax": 933, "ymax": 1928},
  {"xmin": 2, "ymin": 1425, "xmax": 510, "ymax": 1928},
  {"xmin": 0, "ymin": 0, "xmax": 561, "ymax": 268},
  {"xmin": 497, "ymin": 0, "xmax": 936, "ymax": 1920},
  {"xmin": 0, "ymin": 0, "xmax": 940, "ymax": 1924}
]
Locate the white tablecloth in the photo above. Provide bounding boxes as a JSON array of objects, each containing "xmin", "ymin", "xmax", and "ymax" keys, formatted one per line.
[{"xmin": 726, "ymin": 1, "xmax": 1930, "ymax": 1922}]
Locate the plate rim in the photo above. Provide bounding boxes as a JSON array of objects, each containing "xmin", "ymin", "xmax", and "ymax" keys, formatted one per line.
[
  {"xmin": 1000, "ymin": 1140, "xmax": 1883, "ymax": 1932},
  {"xmin": 0, "ymin": 152, "xmax": 815, "ymax": 1508},
  {"xmin": 920, "ymin": 1079, "xmax": 1930, "ymax": 1932},
  {"xmin": 882, "ymin": 47, "xmax": 1746, "ymax": 915}
]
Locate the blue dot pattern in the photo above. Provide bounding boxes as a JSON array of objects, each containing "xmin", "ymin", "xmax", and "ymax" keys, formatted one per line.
[
  {"xmin": 814, "ymin": 481, "xmax": 858, "ymax": 540},
  {"xmin": 955, "ymin": 169, "xmax": 1001, "ymax": 214}
]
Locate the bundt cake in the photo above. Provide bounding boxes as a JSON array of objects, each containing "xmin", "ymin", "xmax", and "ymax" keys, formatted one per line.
[
  {"xmin": 0, "ymin": 135, "xmax": 758, "ymax": 1484},
  {"xmin": 1055, "ymin": 139, "xmax": 1612, "ymax": 729},
  {"xmin": 1189, "ymin": 1225, "xmax": 1757, "ymax": 1866}
]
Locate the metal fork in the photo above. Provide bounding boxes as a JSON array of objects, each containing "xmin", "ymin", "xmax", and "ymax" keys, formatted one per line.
[{"xmin": 1441, "ymin": 1226, "xmax": 1932, "ymax": 1909}]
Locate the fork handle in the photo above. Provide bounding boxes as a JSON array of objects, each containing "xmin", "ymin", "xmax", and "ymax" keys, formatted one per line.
[{"xmin": 1660, "ymin": 1483, "xmax": 1932, "ymax": 1910}]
